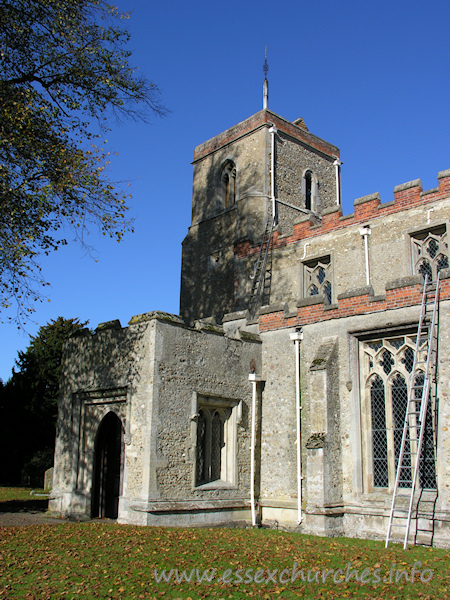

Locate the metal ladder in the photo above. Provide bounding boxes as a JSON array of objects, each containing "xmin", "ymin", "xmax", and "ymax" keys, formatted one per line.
[
  {"xmin": 385, "ymin": 272, "xmax": 440, "ymax": 549},
  {"xmin": 248, "ymin": 214, "xmax": 274, "ymax": 318}
]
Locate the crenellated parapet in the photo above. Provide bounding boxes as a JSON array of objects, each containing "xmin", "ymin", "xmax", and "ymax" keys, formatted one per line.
[
  {"xmin": 257, "ymin": 268, "xmax": 450, "ymax": 332},
  {"xmin": 236, "ymin": 169, "xmax": 450, "ymax": 259},
  {"xmin": 286, "ymin": 168, "xmax": 449, "ymax": 250}
]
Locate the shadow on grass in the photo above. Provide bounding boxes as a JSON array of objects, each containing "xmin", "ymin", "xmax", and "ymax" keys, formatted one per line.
[{"xmin": 0, "ymin": 498, "xmax": 48, "ymax": 513}]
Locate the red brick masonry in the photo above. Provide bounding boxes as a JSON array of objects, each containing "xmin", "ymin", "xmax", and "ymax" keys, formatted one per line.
[
  {"xmin": 235, "ymin": 169, "xmax": 450, "ymax": 332},
  {"xmin": 259, "ymin": 276, "xmax": 449, "ymax": 332}
]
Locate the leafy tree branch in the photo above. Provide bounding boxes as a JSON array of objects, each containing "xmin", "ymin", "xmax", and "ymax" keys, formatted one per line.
[{"xmin": 0, "ymin": 0, "xmax": 167, "ymax": 322}]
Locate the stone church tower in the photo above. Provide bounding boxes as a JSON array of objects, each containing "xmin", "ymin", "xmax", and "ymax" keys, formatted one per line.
[{"xmin": 180, "ymin": 109, "xmax": 341, "ymax": 324}]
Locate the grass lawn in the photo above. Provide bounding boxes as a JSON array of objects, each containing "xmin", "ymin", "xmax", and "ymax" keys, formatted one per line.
[
  {"xmin": 0, "ymin": 487, "xmax": 47, "ymax": 502},
  {"xmin": 0, "ymin": 490, "xmax": 448, "ymax": 599}
]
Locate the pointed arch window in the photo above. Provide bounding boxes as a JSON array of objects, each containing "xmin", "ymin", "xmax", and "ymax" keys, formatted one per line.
[
  {"xmin": 302, "ymin": 169, "xmax": 318, "ymax": 212},
  {"xmin": 196, "ymin": 407, "xmax": 226, "ymax": 485},
  {"xmin": 362, "ymin": 334, "xmax": 436, "ymax": 490},
  {"xmin": 411, "ymin": 225, "xmax": 448, "ymax": 282},
  {"xmin": 220, "ymin": 160, "xmax": 236, "ymax": 209},
  {"xmin": 304, "ymin": 255, "xmax": 332, "ymax": 304}
]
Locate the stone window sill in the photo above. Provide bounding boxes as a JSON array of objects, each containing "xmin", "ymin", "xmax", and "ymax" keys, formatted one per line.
[{"xmin": 195, "ymin": 480, "xmax": 237, "ymax": 491}]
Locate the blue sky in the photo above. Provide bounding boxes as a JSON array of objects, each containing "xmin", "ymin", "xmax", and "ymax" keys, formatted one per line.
[{"xmin": 1, "ymin": 0, "xmax": 449, "ymax": 381}]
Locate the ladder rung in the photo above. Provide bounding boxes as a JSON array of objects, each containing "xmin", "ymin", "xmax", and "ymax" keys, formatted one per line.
[{"xmin": 386, "ymin": 274, "xmax": 440, "ymax": 549}]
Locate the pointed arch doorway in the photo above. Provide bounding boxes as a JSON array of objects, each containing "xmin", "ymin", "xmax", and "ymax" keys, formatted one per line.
[{"xmin": 91, "ymin": 412, "xmax": 124, "ymax": 519}]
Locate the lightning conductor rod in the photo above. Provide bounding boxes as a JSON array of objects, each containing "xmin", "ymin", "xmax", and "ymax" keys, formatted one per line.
[{"xmin": 263, "ymin": 47, "xmax": 269, "ymax": 109}]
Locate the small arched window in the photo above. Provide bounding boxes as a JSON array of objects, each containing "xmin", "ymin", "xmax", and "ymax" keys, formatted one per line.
[
  {"xmin": 302, "ymin": 169, "xmax": 318, "ymax": 212},
  {"xmin": 305, "ymin": 171, "xmax": 312, "ymax": 210},
  {"xmin": 220, "ymin": 160, "xmax": 236, "ymax": 209}
]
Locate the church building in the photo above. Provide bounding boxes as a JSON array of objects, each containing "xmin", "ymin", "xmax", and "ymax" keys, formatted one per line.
[{"xmin": 50, "ymin": 79, "xmax": 450, "ymax": 547}]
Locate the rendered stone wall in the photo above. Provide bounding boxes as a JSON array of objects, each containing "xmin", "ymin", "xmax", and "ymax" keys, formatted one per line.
[
  {"xmin": 51, "ymin": 312, "xmax": 262, "ymax": 526},
  {"xmin": 255, "ymin": 291, "xmax": 450, "ymax": 544},
  {"xmin": 436, "ymin": 296, "xmax": 450, "ymax": 512},
  {"xmin": 50, "ymin": 319, "xmax": 155, "ymax": 517},
  {"xmin": 259, "ymin": 329, "xmax": 298, "ymax": 501},
  {"xmin": 258, "ymin": 328, "xmax": 344, "ymax": 531},
  {"xmin": 151, "ymin": 319, "xmax": 262, "ymax": 504}
]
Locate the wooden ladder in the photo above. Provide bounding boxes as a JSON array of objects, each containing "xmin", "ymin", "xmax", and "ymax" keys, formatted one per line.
[{"xmin": 248, "ymin": 215, "xmax": 274, "ymax": 318}]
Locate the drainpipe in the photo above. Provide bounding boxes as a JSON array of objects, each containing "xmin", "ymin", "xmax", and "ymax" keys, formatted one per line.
[
  {"xmin": 269, "ymin": 125, "xmax": 277, "ymax": 224},
  {"xmin": 289, "ymin": 328, "xmax": 304, "ymax": 524},
  {"xmin": 359, "ymin": 225, "xmax": 371, "ymax": 286},
  {"xmin": 249, "ymin": 373, "xmax": 262, "ymax": 526},
  {"xmin": 333, "ymin": 159, "xmax": 342, "ymax": 205}
]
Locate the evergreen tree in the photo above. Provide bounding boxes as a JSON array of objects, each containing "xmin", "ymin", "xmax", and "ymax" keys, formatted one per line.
[{"xmin": 0, "ymin": 317, "xmax": 87, "ymax": 485}]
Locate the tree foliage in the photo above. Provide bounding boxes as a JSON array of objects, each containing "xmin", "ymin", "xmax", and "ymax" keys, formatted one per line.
[
  {"xmin": 0, "ymin": 317, "xmax": 88, "ymax": 485},
  {"xmin": 0, "ymin": 0, "xmax": 165, "ymax": 321}
]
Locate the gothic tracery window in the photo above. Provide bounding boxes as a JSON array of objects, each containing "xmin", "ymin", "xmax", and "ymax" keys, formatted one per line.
[
  {"xmin": 363, "ymin": 334, "xmax": 436, "ymax": 490},
  {"xmin": 411, "ymin": 226, "xmax": 448, "ymax": 282},
  {"xmin": 304, "ymin": 256, "xmax": 332, "ymax": 304}
]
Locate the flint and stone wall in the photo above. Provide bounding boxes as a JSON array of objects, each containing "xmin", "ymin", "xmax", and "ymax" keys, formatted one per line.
[{"xmin": 50, "ymin": 312, "xmax": 262, "ymax": 526}]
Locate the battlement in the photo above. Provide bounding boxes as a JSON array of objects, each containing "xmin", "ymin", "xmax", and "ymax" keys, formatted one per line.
[
  {"xmin": 258, "ymin": 268, "xmax": 450, "ymax": 332},
  {"xmin": 235, "ymin": 168, "xmax": 450, "ymax": 258}
]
